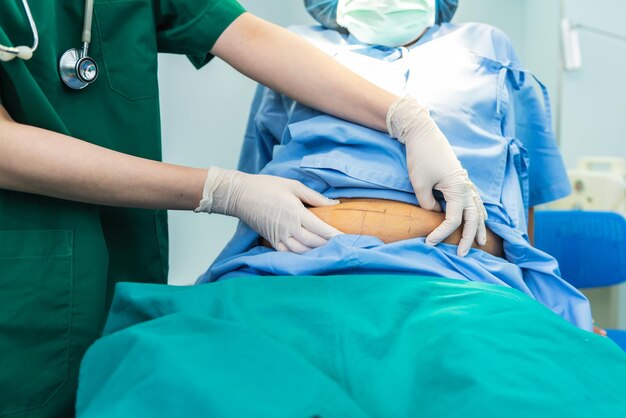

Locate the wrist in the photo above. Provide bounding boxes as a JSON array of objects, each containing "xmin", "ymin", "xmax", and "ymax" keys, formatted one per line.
[
  {"xmin": 386, "ymin": 95, "xmax": 429, "ymax": 144},
  {"xmin": 194, "ymin": 167, "xmax": 242, "ymax": 215}
]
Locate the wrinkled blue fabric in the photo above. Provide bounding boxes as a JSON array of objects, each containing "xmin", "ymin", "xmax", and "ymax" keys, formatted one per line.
[
  {"xmin": 199, "ymin": 23, "xmax": 590, "ymax": 331},
  {"xmin": 304, "ymin": 0, "xmax": 458, "ymax": 29}
]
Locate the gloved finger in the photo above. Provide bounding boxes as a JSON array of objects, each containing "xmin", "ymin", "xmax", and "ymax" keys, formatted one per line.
[
  {"xmin": 276, "ymin": 242, "xmax": 289, "ymax": 252},
  {"xmin": 301, "ymin": 209, "xmax": 343, "ymax": 240},
  {"xmin": 471, "ymin": 188, "xmax": 487, "ymax": 246},
  {"xmin": 471, "ymin": 185, "xmax": 488, "ymax": 220},
  {"xmin": 294, "ymin": 227, "xmax": 329, "ymax": 249},
  {"xmin": 475, "ymin": 206, "xmax": 487, "ymax": 247},
  {"xmin": 476, "ymin": 216, "xmax": 487, "ymax": 246},
  {"xmin": 283, "ymin": 236, "xmax": 313, "ymax": 254},
  {"xmin": 414, "ymin": 188, "xmax": 442, "ymax": 212},
  {"xmin": 295, "ymin": 184, "xmax": 339, "ymax": 207},
  {"xmin": 471, "ymin": 183, "xmax": 487, "ymax": 219},
  {"xmin": 457, "ymin": 206, "xmax": 479, "ymax": 257},
  {"xmin": 425, "ymin": 201, "xmax": 463, "ymax": 245}
]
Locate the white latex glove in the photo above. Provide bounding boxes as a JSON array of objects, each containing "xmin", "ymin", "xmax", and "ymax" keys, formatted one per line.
[
  {"xmin": 195, "ymin": 167, "xmax": 342, "ymax": 253},
  {"xmin": 386, "ymin": 96, "xmax": 487, "ymax": 256}
]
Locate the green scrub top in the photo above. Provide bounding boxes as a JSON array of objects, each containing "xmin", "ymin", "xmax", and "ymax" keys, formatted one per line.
[{"xmin": 0, "ymin": 0, "xmax": 245, "ymax": 416}]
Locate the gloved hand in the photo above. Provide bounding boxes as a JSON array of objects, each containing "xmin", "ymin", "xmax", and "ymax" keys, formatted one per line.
[
  {"xmin": 386, "ymin": 96, "xmax": 487, "ymax": 256},
  {"xmin": 195, "ymin": 167, "xmax": 342, "ymax": 253}
]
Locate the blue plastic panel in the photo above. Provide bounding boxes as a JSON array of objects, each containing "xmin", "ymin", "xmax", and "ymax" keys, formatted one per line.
[{"xmin": 534, "ymin": 211, "xmax": 626, "ymax": 288}]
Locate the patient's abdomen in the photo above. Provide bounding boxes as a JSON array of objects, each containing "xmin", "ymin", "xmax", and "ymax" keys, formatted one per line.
[{"xmin": 309, "ymin": 198, "xmax": 503, "ymax": 257}]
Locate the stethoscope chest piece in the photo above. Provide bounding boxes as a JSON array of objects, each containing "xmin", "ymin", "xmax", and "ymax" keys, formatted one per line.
[{"xmin": 59, "ymin": 48, "xmax": 98, "ymax": 90}]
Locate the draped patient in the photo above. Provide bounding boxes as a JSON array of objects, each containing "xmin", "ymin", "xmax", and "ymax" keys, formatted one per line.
[{"xmin": 200, "ymin": 0, "xmax": 593, "ymax": 332}]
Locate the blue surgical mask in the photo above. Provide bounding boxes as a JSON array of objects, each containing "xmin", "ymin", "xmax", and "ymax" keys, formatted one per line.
[{"xmin": 336, "ymin": 0, "xmax": 436, "ymax": 47}]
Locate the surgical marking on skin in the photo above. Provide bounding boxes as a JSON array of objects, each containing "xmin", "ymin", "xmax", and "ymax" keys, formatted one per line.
[{"xmin": 334, "ymin": 208, "xmax": 416, "ymax": 219}]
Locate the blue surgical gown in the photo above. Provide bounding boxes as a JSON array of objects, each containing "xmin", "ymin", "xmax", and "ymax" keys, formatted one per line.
[{"xmin": 199, "ymin": 23, "xmax": 591, "ymax": 330}]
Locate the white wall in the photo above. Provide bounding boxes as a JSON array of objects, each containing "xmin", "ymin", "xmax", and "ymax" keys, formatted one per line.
[
  {"xmin": 454, "ymin": 0, "xmax": 526, "ymax": 53},
  {"xmin": 160, "ymin": 2, "xmax": 315, "ymax": 285},
  {"xmin": 559, "ymin": 0, "xmax": 626, "ymax": 167}
]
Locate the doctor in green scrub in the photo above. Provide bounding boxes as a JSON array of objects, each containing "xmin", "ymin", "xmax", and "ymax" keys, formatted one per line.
[{"xmin": 0, "ymin": 0, "xmax": 486, "ymax": 416}]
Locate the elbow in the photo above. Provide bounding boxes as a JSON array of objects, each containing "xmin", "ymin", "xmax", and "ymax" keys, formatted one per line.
[
  {"xmin": 0, "ymin": 105, "xmax": 16, "ymax": 134},
  {"xmin": 0, "ymin": 106, "xmax": 16, "ymax": 143},
  {"xmin": 0, "ymin": 104, "xmax": 14, "ymax": 123},
  {"xmin": 0, "ymin": 106, "xmax": 17, "ymax": 183}
]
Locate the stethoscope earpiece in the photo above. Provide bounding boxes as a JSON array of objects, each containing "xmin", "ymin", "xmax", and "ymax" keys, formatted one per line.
[
  {"xmin": 0, "ymin": 0, "xmax": 38, "ymax": 62},
  {"xmin": 0, "ymin": 45, "xmax": 33, "ymax": 61},
  {"xmin": 16, "ymin": 45, "xmax": 33, "ymax": 60},
  {"xmin": 0, "ymin": 49, "xmax": 16, "ymax": 62}
]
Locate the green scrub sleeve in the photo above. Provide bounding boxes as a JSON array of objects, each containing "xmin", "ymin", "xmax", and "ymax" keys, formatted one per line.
[{"xmin": 155, "ymin": 0, "xmax": 246, "ymax": 69}]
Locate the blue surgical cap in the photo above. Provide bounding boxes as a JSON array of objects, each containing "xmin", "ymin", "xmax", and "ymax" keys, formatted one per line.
[
  {"xmin": 304, "ymin": 0, "xmax": 349, "ymax": 33},
  {"xmin": 304, "ymin": 0, "xmax": 458, "ymax": 31},
  {"xmin": 435, "ymin": 0, "xmax": 459, "ymax": 25}
]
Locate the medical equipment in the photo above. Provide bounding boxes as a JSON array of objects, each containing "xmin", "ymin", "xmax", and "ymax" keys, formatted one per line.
[
  {"xmin": 58, "ymin": 0, "xmax": 98, "ymax": 90},
  {"xmin": 561, "ymin": 18, "xmax": 582, "ymax": 71},
  {"xmin": 546, "ymin": 158, "xmax": 625, "ymax": 214},
  {"xmin": 0, "ymin": 0, "xmax": 98, "ymax": 90},
  {"xmin": 0, "ymin": 0, "xmax": 38, "ymax": 61},
  {"xmin": 561, "ymin": 17, "xmax": 626, "ymax": 72}
]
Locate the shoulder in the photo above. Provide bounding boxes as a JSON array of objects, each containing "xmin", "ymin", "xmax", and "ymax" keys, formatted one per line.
[{"xmin": 432, "ymin": 22, "xmax": 520, "ymax": 65}]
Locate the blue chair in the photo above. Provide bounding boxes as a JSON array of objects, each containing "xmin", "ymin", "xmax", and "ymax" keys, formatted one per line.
[{"xmin": 534, "ymin": 210, "xmax": 626, "ymax": 350}]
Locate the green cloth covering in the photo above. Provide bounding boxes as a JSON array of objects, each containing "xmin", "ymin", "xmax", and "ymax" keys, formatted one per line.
[{"xmin": 77, "ymin": 275, "xmax": 626, "ymax": 417}]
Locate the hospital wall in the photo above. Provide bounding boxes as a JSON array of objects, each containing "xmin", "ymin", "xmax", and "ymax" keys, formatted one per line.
[
  {"xmin": 160, "ymin": 0, "xmax": 625, "ymax": 285},
  {"xmin": 557, "ymin": 0, "xmax": 626, "ymax": 166},
  {"xmin": 160, "ymin": 1, "xmax": 315, "ymax": 285}
]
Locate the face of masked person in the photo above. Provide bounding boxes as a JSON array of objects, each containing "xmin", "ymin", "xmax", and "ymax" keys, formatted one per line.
[{"xmin": 336, "ymin": 0, "xmax": 436, "ymax": 47}]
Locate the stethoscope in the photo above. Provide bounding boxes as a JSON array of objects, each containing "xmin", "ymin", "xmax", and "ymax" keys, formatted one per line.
[{"xmin": 0, "ymin": 0, "xmax": 98, "ymax": 90}]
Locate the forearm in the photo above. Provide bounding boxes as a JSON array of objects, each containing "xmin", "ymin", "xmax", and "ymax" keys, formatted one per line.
[
  {"xmin": 0, "ymin": 109, "xmax": 205, "ymax": 210},
  {"xmin": 212, "ymin": 13, "xmax": 396, "ymax": 132}
]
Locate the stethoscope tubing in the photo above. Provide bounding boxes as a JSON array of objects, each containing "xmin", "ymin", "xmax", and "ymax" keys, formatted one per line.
[
  {"xmin": 1, "ymin": 0, "xmax": 98, "ymax": 90},
  {"xmin": 0, "ymin": 0, "xmax": 38, "ymax": 58}
]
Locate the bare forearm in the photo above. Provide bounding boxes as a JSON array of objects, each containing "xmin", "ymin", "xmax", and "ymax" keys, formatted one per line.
[
  {"xmin": 0, "ymin": 112, "xmax": 205, "ymax": 210},
  {"xmin": 212, "ymin": 13, "xmax": 396, "ymax": 132}
]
